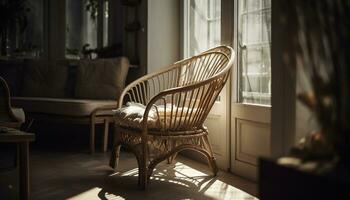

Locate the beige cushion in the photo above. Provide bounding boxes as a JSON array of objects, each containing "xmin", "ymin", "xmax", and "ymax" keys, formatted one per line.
[
  {"xmin": 115, "ymin": 102, "xmax": 197, "ymax": 131},
  {"xmin": 75, "ymin": 57, "xmax": 129, "ymax": 100},
  {"xmin": 11, "ymin": 107, "xmax": 25, "ymax": 123},
  {"xmin": 12, "ymin": 97, "xmax": 117, "ymax": 117},
  {"xmin": 22, "ymin": 59, "xmax": 68, "ymax": 98},
  {"xmin": 115, "ymin": 102, "xmax": 158, "ymax": 130}
]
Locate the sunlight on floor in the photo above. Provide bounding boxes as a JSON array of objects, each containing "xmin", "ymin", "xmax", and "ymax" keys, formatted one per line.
[{"xmin": 66, "ymin": 160, "xmax": 257, "ymax": 200}]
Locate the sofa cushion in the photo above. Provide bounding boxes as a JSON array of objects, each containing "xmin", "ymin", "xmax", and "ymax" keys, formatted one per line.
[
  {"xmin": 22, "ymin": 59, "xmax": 68, "ymax": 98},
  {"xmin": 75, "ymin": 57, "xmax": 129, "ymax": 100},
  {"xmin": 12, "ymin": 97, "xmax": 117, "ymax": 117}
]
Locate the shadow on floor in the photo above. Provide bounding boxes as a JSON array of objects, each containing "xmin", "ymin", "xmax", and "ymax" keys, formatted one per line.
[{"xmin": 30, "ymin": 150, "xmax": 257, "ymax": 200}]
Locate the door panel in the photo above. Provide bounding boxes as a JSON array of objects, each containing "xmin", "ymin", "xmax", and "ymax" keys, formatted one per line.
[
  {"xmin": 231, "ymin": 103, "xmax": 270, "ymax": 180},
  {"xmin": 236, "ymin": 118, "xmax": 270, "ymax": 165}
]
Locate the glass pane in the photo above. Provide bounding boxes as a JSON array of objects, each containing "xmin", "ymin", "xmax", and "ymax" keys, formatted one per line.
[
  {"xmin": 186, "ymin": 0, "xmax": 221, "ymax": 57},
  {"xmin": 66, "ymin": 0, "xmax": 94, "ymax": 59},
  {"xmin": 6, "ymin": 0, "xmax": 44, "ymax": 58},
  {"xmin": 66, "ymin": 0, "xmax": 109, "ymax": 59},
  {"xmin": 238, "ymin": 0, "xmax": 271, "ymax": 105}
]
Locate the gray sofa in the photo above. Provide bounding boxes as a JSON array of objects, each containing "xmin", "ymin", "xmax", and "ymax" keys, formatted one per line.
[{"xmin": 1, "ymin": 57, "xmax": 129, "ymax": 153}]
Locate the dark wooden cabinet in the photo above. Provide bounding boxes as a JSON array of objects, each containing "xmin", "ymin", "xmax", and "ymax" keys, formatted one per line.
[{"xmin": 259, "ymin": 158, "xmax": 350, "ymax": 200}]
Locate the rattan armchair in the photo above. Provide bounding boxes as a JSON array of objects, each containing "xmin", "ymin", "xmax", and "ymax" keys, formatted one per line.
[{"xmin": 110, "ymin": 46, "xmax": 234, "ymax": 188}]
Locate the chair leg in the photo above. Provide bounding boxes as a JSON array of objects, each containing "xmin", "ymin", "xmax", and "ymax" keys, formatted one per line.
[
  {"xmin": 109, "ymin": 126, "xmax": 121, "ymax": 169},
  {"xmin": 138, "ymin": 157, "xmax": 146, "ymax": 189},
  {"xmin": 202, "ymin": 135, "xmax": 218, "ymax": 176},
  {"xmin": 109, "ymin": 144, "xmax": 121, "ymax": 169},
  {"xmin": 138, "ymin": 143, "xmax": 149, "ymax": 189},
  {"xmin": 102, "ymin": 119, "xmax": 109, "ymax": 152},
  {"xmin": 167, "ymin": 152, "xmax": 178, "ymax": 164},
  {"xmin": 90, "ymin": 118, "xmax": 96, "ymax": 154},
  {"xmin": 167, "ymin": 140, "xmax": 177, "ymax": 164}
]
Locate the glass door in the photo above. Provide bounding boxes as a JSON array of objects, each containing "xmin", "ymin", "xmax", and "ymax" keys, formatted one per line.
[{"xmin": 231, "ymin": 0, "xmax": 271, "ymax": 180}]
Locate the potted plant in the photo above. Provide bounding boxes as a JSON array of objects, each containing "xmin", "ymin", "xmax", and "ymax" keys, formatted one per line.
[{"xmin": 291, "ymin": 0, "xmax": 350, "ymax": 170}]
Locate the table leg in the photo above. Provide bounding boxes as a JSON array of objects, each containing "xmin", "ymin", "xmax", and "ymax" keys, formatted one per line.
[
  {"xmin": 103, "ymin": 119, "xmax": 109, "ymax": 152},
  {"xmin": 19, "ymin": 142, "xmax": 30, "ymax": 200}
]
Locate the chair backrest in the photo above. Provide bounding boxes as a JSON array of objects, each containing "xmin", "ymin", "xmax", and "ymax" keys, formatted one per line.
[
  {"xmin": 121, "ymin": 46, "xmax": 234, "ymax": 132},
  {"xmin": 203, "ymin": 45, "xmax": 233, "ymax": 58},
  {"xmin": 0, "ymin": 77, "xmax": 13, "ymax": 123},
  {"xmin": 155, "ymin": 48, "xmax": 233, "ymax": 131}
]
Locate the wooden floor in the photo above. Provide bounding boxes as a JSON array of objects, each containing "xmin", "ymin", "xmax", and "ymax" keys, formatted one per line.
[{"xmin": 30, "ymin": 150, "xmax": 258, "ymax": 200}]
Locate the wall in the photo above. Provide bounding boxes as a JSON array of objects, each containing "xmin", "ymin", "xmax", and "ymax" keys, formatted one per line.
[
  {"xmin": 271, "ymin": 0, "xmax": 297, "ymax": 157},
  {"xmin": 147, "ymin": 0, "xmax": 180, "ymax": 73}
]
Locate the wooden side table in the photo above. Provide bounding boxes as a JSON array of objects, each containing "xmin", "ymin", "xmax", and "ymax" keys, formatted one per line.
[{"xmin": 0, "ymin": 128, "xmax": 35, "ymax": 200}]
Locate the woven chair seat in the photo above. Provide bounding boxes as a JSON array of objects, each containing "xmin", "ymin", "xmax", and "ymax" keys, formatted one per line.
[{"xmin": 115, "ymin": 102, "xmax": 199, "ymax": 131}]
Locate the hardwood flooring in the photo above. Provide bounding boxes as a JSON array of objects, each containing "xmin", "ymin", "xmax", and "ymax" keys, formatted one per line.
[{"xmin": 30, "ymin": 150, "xmax": 258, "ymax": 200}]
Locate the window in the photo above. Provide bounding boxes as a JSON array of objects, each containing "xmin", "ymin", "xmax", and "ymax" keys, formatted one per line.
[
  {"xmin": 237, "ymin": 0, "xmax": 271, "ymax": 105},
  {"xmin": 183, "ymin": 0, "xmax": 221, "ymax": 58},
  {"xmin": 4, "ymin": 0, "xmax": 45, "ymax": 58},
  {"xmin": 66, "ymin": 0, "xmax": 109, "ymax": 59}
]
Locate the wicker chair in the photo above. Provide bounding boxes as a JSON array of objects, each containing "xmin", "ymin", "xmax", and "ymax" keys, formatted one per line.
[
  {"xmin": 110, "ymin": 46, "xmax": 234, "ymax": 188},
  {"xmin": 0, "ymin": 77, "xmax": 25, "ymax": 129}
]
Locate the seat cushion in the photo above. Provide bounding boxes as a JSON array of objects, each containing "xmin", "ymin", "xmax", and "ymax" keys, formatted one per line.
[
  {"xmin": 114, "ymin": 102, "xmax": 197, "ymax": 131},
  {"xmin": 11, "ymin": 108, "xmax": 25, "ymax": 123},
  {"xmin": 75, "ymin": 57, "xmax": 129, "ymax": 100},
  {"xmin": 115, "ymin": 102, "xmax": 158, "ymax": 130},
  {"xmin": 12, "ymin": 97, "xmax": 117, "ymax": 117}
]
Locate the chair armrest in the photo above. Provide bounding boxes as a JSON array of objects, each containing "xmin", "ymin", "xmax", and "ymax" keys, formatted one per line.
[{"xmin": 140, "ymin": 72, "xmax": 229, "ymax": 133}]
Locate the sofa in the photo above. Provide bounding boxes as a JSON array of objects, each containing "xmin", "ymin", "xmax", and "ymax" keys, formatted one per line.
[{"xmin": 0, "ymin": 57, "xmax": 130, "ymax": 153}]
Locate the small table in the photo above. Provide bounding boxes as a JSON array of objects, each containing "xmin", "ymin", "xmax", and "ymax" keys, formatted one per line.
[{"xmin": 0, "ymin": 127, "xmax": 35, "ymax": 200}]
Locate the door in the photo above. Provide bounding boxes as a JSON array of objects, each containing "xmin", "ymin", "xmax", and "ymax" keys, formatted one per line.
[
  {"xmin": 183, "ymin": 0, "xmax": 230, "ymax": 169},
  {"xmin": 231, "ymin": 0, "xmax": 272, "ymax": 180}
]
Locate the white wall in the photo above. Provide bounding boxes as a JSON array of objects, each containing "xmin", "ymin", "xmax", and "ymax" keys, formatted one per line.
[{"xmin": 147, "ymin": 0, "xmax": 180, "ymax": 73}]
